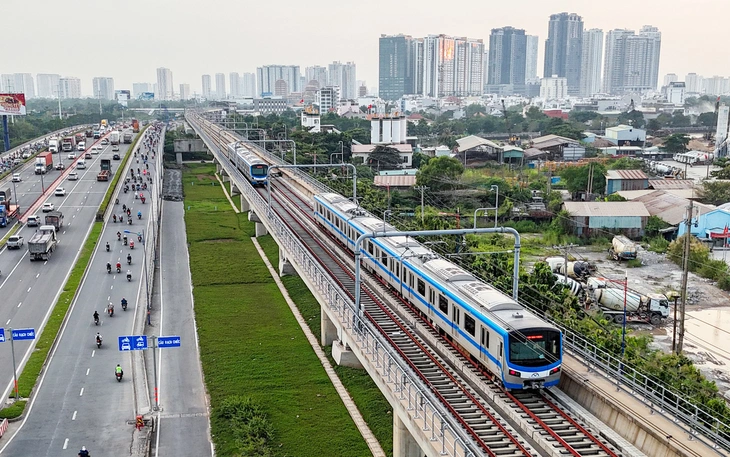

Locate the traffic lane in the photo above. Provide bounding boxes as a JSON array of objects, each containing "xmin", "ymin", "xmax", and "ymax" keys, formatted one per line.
[{"xmin": 155, "ymin": 201, "xmax": 212, "ymax": 456}]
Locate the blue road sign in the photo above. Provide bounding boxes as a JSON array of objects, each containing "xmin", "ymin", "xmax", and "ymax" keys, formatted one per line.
[
  {"xmin": 157, "ymin": 336, "xmax": 181, "ymax": 348},
  {"xmin": 11, "ymin": 328, "xmax": 36, "ymax": 341},
  {"xmin": 0, "ymin": 328, "xmax": 5, "ymax": 343},
  {"xmin": 118, "ymin": 335, "xmax": 148, "ymax": 351}
]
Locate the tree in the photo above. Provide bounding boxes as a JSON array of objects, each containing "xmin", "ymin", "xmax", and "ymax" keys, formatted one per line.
[
  {"xmin": 416, "ymin": 156, "xmax": 464, "ymax": 191},
  {"xmin": 465, "ymin": 104, "xmax": 486, "ymax": 117},
  {"xmin": 559, "ymin": 163, "xmax": 607, "ymax": 194},
  {"xmin": 697, "ymin": 112, "xmax": 717, "ymax": 128},
  {"xmin": 711, "ymin": 166, "xmax": 730, "ymax": 180},
  {"xmin": 646, "ymin": 118, "xmax": 662, "ymax": 133},
  {"xmin": 700, "ymin": 181, "xmax": 730, "ymax": 205},
  {"xmin": 569, "ymin": 111, "xmax": 599, "ymax": 123},
  {"xmin": 617, "ymin": 110, "xmax": 646, "ymax": 128},
  {"xmin": 670, "ymin": 112, "xmax": 691, "ymax": 127},
  {"xmin": 367, "ymin": 145, "xmax": 402, "ymax": 170},
  {"xmin": 545, "ymin": 122, "xmax": 585, "ymax": 141},
  {"xmin": 662, "ymin": 133, "xmax": 690, "ymax": 153}
]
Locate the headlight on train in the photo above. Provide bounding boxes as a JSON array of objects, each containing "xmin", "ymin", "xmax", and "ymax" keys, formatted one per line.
[
  {"xmin": 508, "ymin": 369, "xmax": 521, "ymax": 377},
  {"xmin": 550, "ymin": 367, "xmax": 561, "ymax": 375}
]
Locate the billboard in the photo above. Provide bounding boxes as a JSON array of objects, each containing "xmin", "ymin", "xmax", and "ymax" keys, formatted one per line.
[
  {"xmin": 0, "ymin": 93, "xmax": 26, "ymax": 116},
  {"xmin": 138, "ymin": 92, "xmax": 155, "ymax": 101}
]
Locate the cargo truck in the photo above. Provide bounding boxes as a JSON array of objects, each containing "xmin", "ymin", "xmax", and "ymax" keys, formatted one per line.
[
  {"xmin": 109, "ymin": 131, "xmax": 120, "ymax": 145},
  {"xmin": 44, "ymin": 211, "xmax": 64, "ymax": 231},
  {"xmin": 0, "ymin": 187, "xmax": 11, "ymax": 204},
  {"xmin": 100, "ymin": 159, "xmax": 112, "ymax": 174},
  {"xmin": 0, "ymin": 204, "xmax": 19, "ymax": 227},
  {"xmin": 35, "ymin": 151, "xmax": 53, "ymax": 174},
  {"xmin": 123, "ymin": 132, "xmax": 133, "ymax": 144},
  {"xmin": 61, "ymin": 137, "xmax": 76, "ymax": 152},
  {"xmin": 85, "ymin": 129, "xmax": 93, "ymax": 138},
  {"xmin": 609, "ymin": 235, "xmax": 638, "ymax": 261},
  {"xmin": 586, "ymin": 277, "xmax": 669, "ymax": 325},
  {"xmin": 75, "ymin": 133, "xmax": 84, "ymax": 144},
  {"xmin": 48, "ymin": 138, "xmax": 60, "ymax": 153},
  {"xmin": 28, "ymin": 225, "xmax": 57, "ymax": 261},
  {"xmin": 132, "ymin": 119, "xmax": 140, "ymax": 133},
  {"xmin": 93, "ymin": 130, "xmax": 101, "ymax": 139}
]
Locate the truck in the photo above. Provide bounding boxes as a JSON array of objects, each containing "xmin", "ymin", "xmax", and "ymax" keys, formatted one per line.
[
  {"xmin": 109, "ymin": 131, "xmax": 120, "ymax": 145},
  {"xmin": 85, "ymin": 129, "xmax": 93, "ymax": 138},
  {"xmin": 101, "ymin": 119, "xmax": 108, "ymax": 128},
  {"xmin": 0, "ymin": 187, "xmax": 11, "ymax": 205},
  {"xmin": 93, "ymin": 130, "xmax": 101, "ymax": 139},
  {"xmin": 586, "ymin": 277, "xmax": 670, "ymax": 325},
  {"xmin": 75, "ymin": 133, "xmax": 85, "ymax": 144},
  {"xmin": 48, "ymin": 138, "xmax": 60, "ymax": 153},
  {"xmin": 100, "ymin": 159, "xmax": 112, "ymax": 174},
  {"xmin": 0, "ymin": 204, "xmax": 19, "ymax": 227},
  {"xmin": 28, "ymin": 225, "xmax": 58, "ymax": 261},
  {"xmin": 609, "ymin": 235, "xmax": 638, "ymax": 261},
  {"xmin": 44, "ymin": 211, "xmax": 64, "ymax": 231},
  {"xmin": 62, "ymin": 137, "xmax": 76, "ymax": 152},
  {"xmin": 123, "ymin": 132, "xmax": 133, "ymax": 144},
  {"xmin": 544, "ymin": 257, "xmax": 594, "ymax": 280},
  {"xmin": 35, "ymin": 151, "xmax": 53, "ymax": 174},
  {"xmin": 132, "ymin": 119, "xmax": 140, "ymax": 133},
  {"xmin": 97, "ymin": 170, "xmax": 110, "ymax": 181}
]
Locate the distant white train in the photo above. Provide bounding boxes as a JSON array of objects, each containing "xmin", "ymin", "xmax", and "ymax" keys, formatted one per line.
[{"xmin": 314, "ymin": 192, "xmax": 562, "ymax": 390}]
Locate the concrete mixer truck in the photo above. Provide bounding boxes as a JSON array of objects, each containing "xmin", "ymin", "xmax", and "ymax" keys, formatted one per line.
[{"xmin": 586, "ymin": 277, "xmax": 669, "ymax": 325}]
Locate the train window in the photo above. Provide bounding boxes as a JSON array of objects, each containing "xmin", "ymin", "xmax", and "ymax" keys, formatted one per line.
[
  {"xmin": 481, "ymin": 328, "xmax": 490, "ymax": 349},
  {"xmin": 402, "ymin": 266, "xmax": 407, "ymax": 282},
  {"xmin": 464, "ymin": 315, "xmax": 475, "ymax": 336},
  {"xmin": 417, "ymin": 279, "xmax": 425, "ymax": 296},
  {"xmin": 368, "ymin": 241, "xmax": 374, "ymax": 255},
  {"xmin": 409, "ymin": 273, "xmax": 414, "ymax": 289},
  {"xmin": 380, "ymin": 250, "xmax": 387, "ymax": 265},
  {"xmin": 438, "ymin": 295, "xmax": 448, "ymax": 313}
]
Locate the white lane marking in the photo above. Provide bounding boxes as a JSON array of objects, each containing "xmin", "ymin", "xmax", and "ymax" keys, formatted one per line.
[
  {"xmin": 5, "ymin": 319, "xmax": 9, "ymax": 325},
  {"xmin": 44, "ymin": 260, "xmax": 48, "ymax": 265},
  {"xmin": 86, "ymin": 368, "xmax": 90, "ymax": 376},
  {"xmin": 63, "ymin": 438, "xmax": 69, "ymax": 449},
  {"xmin": 26, "ymin": 287, "xmax": 31, "ymax": 292},
  {"xmin": 110, "ymin": 285, "xmax": 113, "ymax": 289},
  {"xmin": 73, "ymin": 215, "xmax": 76, "ymax": 218},
  {"xmin": 63, "ymin": 231, "xmax": 66, "ymax": 234},
  {"xmin": 35, "ymin": 273, "xmax": 40, "ymax": 278},
  {"xmin": 79, "ymin": 388, "xmax": 84, "ymax": 396},
  {"xmin": 17, "ymin": 302, "xmax": 21, "ymax": 308},
  {"xmin": 91, "ymin": 350, "xmax": 95, "ymax": 358},
  {"xmin": 72, "ymin": 411, "xmax": 77, "ymax": 420}
]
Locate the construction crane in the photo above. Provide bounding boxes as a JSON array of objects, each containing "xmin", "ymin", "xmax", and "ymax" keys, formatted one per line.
[{"xmin": 501, "ymin": 100, "xmax": 519, "ymax": 146}]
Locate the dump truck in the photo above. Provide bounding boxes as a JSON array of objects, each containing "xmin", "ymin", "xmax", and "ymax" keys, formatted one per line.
[
  {"xmin": 35, "ymin": 151, "xmax": 53, "ymax": 174},
  {"xmin": 44, "ymin": 211, "xmax": 64, "ymax": 231},
  {"xmin": 123, "ymin": 132, "xmax": 133, "ymax": 144},
  {"xmin": 132, "ymin": 119, "xmax": 140, "ymax": 133},
  {"xmin": 28, "ymin": 225, "xmax": 58, "ymax": 261},
  {"xmin": 61, "ymin": 136, "xmax": 76, "ymax": 152},
  {"xmin": 586, "ymin": 277, "xmax": 669, "ymax": 325},
  {"xmin": 100, "ymin": 159, "xmax": 112, "ymax": 174},
  {"xmin": 609, "ymin": 235, "xmax": 638, "ymax": 261}
]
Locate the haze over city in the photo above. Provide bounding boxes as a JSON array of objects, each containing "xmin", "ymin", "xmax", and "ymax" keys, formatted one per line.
[{"xmin": 4, "ymin": 0, "xmax": 729, "ymax": 95}]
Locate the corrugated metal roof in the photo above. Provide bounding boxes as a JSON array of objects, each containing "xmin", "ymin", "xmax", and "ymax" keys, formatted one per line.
[
  {"xmin": 456, "ymin": 135, "xmax": 499, "ymax": 152},
  {"xmin": 632, "ymin": 190, "xmax": 714, "ymax": 225},
  {"xmin": 563, "ymin": 201, "xmax": 650, "ymax": 217},
  {"xmin": 373, "ymin": 175, "xmax": 417, "ymax": 188},
  {"xmin": 352, "ymin": 144, "xmax": 412, "ymax": 153},
  {"xmin": 605, "ymin": 169, "xmax": 648, "ymax": 180},
  {"xmin": 648, "ymin": 179, "xmax": 695, "ymax": 190}
]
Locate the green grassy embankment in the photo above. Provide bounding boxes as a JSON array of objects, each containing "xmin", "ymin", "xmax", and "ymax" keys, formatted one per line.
[{"xmin": 183, "ymin": 164, "xmax": 372, "ymax": 456}]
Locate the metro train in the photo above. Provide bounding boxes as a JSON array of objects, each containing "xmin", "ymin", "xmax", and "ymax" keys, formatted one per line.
[
  {"xmin": 226, "ymin": 142, "xmax": 269, "ymax": 186},
  {"xmin": 314, "ymin": 192, "xmax": 562, "ymax": 389}
]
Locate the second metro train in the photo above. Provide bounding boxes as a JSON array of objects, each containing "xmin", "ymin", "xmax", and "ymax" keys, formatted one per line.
[{"xmin": 226, "ymin": 142, "xmax": 269, "ymax": 186}]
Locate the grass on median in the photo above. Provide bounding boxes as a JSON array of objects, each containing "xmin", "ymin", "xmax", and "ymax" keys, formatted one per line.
[{"xmin": 184, "ymin": 164, "xmax": 373, "ymax": 457}]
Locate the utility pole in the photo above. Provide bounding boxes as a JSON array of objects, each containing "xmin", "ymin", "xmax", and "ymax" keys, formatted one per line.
[
  {"xmin": 415, "ymin": 186, "xmax": 428, "ymax": 223},
  {"xmin": 677, "ymin": 199, "xmax": 694, "ymax": 355},
  {"xmin": 553, "ymin": 243, "xmax": 578, "ymax": 281}
]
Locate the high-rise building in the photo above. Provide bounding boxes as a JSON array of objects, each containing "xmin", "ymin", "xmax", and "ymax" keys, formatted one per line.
[
  {"xmin": 685, "ymin": 73, "xmax": 703, "ymax": 93},
  {"xmin": 214, "ymin": 73, "xmax": 226, "ymax": 99},
  {"xmin": 256, "ymin": 65, "xmax": 301, "ymax": 97},
  {"xmin": 315, "ymin": 87, "xmax": 338, "ymax": 114},
  {"xmin": 525, "ymin": 35, "xmax": 539, "ymax": 83},
  {"xmin": 92, "ymin": 77, "xmax": 115, "ymax": 100},
  {"xmin": 379, "ymin": 34, "xmax": 420, "ymax": 101},
  {"xmin": 132, "ymin": 83, "xmax": 153, "ymax": 98},
  {"xmin": 59, "ymin": 77, "xmax": 82, "ymax": 99},
  {"xmin": 580, "ymin": 29, "xmax": 603, "ymax": 96},
  {"xmin": 328, "ymin": 61, "xmax": 357, "ymax": 100},
  {"xmin": 37, "ymin": 74, "xmax": 61, "ymax": 98},
  {"xmin": 179, "ymin": 84, "xmax": 191, "ymax": 100},
  {"xmin": 540, "ymin": 76, "xmax": 568, "ymax": 100},
  {"xmin": 242, "ymin": 73, "xmax": 256, "ymax": 97},
  {"xmin": 488, "ymin": 27, "xmax": 527, "ymax": 85},
  {"xmin": 544, "ymin": 12, "xmax": 584, "ymax": 95},
  {"xmin": 603, "ymin": 26, "xmax": 661, "ymax": 94},
  {"xmin": 201, "ymin": 75, "xmax": 212, "ymax": 99},
  {"xmin": 666, "ymin": 81, "xmax": 685, "ymax": 105},
  {"xmin": 423, "ymin": 34, "xmax": 484, "ymax": 97},
  {"xmin": 156, "ymin": 67, "xmax": 174, "ymax": 100},
  {"xmin": 704, "ymin": 76, "xmax": 730, "ymax": 96},
  {"xmin": 305, "ymin": 66, "xmax": 328, "ymax": 89},
  {"xmin": 229, "ymin": 72, "xmax": 241, "ymax": 98},
  {"xmin": 1, "ymin": 73, "xmax": 35, "ymax": 98},
  {"xmin": 663, "ymin": 73, "xmax": 678, "ymax": 86}
]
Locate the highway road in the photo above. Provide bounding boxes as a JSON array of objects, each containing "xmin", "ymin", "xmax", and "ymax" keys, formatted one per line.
[
  {"xmin": 0, "ymin": 131, "xmax": 151, "ymax": 456},
  {"xmin": 148, "ymin": 200, "xmax": 212, "ymax": 456}
]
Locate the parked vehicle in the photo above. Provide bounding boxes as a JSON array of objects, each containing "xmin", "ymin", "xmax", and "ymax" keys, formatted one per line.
[
  {"xmin": 28, "ymin": 225, "xmax": 58, "ymax": 261},
  {"xmin": 609, "ymin": 235, "xmax": 638, "ymax": 261},
  {"xmin": 586, "ymin": 277, "xmax": 669, "ymax": 325}
]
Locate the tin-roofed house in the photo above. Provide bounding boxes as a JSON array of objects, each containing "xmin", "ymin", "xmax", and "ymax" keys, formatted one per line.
[
  {"xmin": 563, "ymin": 201, "xmax": 650, "ymax": 238},
  {"xmin": 604, "ymin": 169, "xmax": 649, "ymax": 195}
]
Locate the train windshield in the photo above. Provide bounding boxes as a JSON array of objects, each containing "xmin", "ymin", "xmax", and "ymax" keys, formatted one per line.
[
  {"xmin": 508, "ymin": 330, "xmax": 561, "ymax": 367},
  {"xmin": 251, "ymin": 165, "xmax": 268, "ymax": 176}
]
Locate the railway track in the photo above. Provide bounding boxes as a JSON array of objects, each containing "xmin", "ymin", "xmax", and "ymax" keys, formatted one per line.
[{"xmin": 192, "ymin": 114, "xmax": 622, "ymax": 457}]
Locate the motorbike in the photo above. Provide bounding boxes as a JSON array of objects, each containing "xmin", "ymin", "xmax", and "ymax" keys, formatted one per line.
[
  {"xmin": 128, "ymin": 217, "xmax": 132, "ymax": 225},
  {"xmin": 137, "ymin": 212, "xmax": 141, "ymax": 220},
  {"xmin": 106, "ymin": 264, "xmax": 112, "ymax": 274},
  {"xmin": 141, "ymin": 197, "xmax": 146, "ymax": 204},
  {"xmin": 105, "ymin": 243, "xmax": 110, "ymax": 252},
  {"xmin": 123, "ymin": 187, "xmax": 128, "ymax": 194},
  {"xmin": 115, "ymin": 371, "xmax": 123, "ymax": 382},
  {"xmin": 113, "ymin": 215, "xmax": 117, "ymax": 223},
  {"xmin": 116, "ymin": 264, "xmax": 121, "ymax": 273},
  {"xmin": 94, "ymin": 315, "xmax": 99, "ymax": 326},
  {"xmin": 115, "ymin": 198, "xmax": 119, "ymax": 205},
  {"xmin": 126, "ymin": 272, "xmax": 132, "ymax": 282},
  {"xmin": 130, "ymin": 241, "xmax": 135, "ymax": 250},
  {"xmin": 96, "ymin": 336, "xmax": 102, "ymax": 349},
  {"xmin": 137, "ymin": 235, "xmax": 142, "ymax": 242},
  {"xmin": 121, "ymin": 299, "xmax": 128, "ymax": 311},
  {"xmin": 107, "ymin": 305, "xmax": 114, "ymax": 317},
  {"xmin": 117, "ymin": 232, "xmax": 121, "ymax": 241},
  {"xmin": 123, "ymin": 236, "xmax": 128, "ymax": 246},
  {"xmin": 127, "ymin": 255, "xmax": 132, "ymax": 265}
]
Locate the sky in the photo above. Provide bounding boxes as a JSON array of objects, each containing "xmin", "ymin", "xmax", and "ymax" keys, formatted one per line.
[{"xmin": 4, "ymin": 0, "xmax": 729, "ymax": 97}]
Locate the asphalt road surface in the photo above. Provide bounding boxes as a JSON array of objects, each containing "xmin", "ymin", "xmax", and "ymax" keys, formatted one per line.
[{"xmin": 0, "ymin": 131, "xmax": 156, "ymax": 456}]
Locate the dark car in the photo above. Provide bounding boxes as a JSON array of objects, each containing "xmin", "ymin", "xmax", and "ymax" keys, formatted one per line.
[{"xmin": 113, "ymin": 153, "xmax": 120, "ymax": 160}]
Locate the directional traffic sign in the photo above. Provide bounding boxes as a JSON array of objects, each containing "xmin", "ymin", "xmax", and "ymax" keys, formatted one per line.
[
  {"xmin": 0, "ymin": 328, "xmax": 5, "ymax": 343},
  {"xmin": 118, "ymin": 335, "xmax": 148, "ymax": 351},
  {"xmin": 157, "ymin": 336, "xmax": 181, "ymax": 348},
  {"xmin": 11, "ymin": 328, "xmax": 36, "ymax": 341}
]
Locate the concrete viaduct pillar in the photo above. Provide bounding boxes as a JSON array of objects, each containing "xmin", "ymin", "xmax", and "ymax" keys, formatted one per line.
[
  {"xmin": 278, "ymin": 247, "xmax": 297, "ymax": 277},
  {"xmin": 393, "ymin": 414, "xmax": 422, "ymax": 457},
  {"xmin": 240, "ymin": 195, "xmax": 250, "ymax": 212},
  {"xmin": 247, "ymin": 211, "xmax": 268, "ymax": 237}
]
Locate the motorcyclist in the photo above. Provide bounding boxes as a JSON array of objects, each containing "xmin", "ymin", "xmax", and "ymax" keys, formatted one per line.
[
  {"xmin": 113, "ymin": 214, "xmax": 117, "ymax": 223},
  {"xmin": 116, "ymin": 261, "xmax": 121, "ymax": 272},
  {"xmin": 128, "ymin": 216, "xmax": 132, "ymax": 225},
  {"xmin": 121, "ymin": 297, "xmax": 128, "ymax": 310},
  {"xmin": 123, "ymin": 235, "xmax": 128, "ymax": 245},
  {"xmin": 106, "ymin": 262, "xmax": 112, "ymax": 274},
  {"xmin": 134, "ymin": 192, "xmax": 138, "ymax": 200},
  {"xmin": 105, "ymin": 242, "xmax": 110, "ymax": 252},
  {"xmin": 137, "ymin": 211, "xmax": 142, "ymax": 220},
  {"xmin": 117, "ymin": 231, "xmax": 121, "ymax": 241},
  {"xmin": 78, "ymin": 446, "xmax": 90, "ymax": 457},
  {"xmin": 115, "ymin": 198, "xmax": 119, "ymax": 205},
  {"xmin": 127, "ymin": 253, "xmax": 132, "ymax": 264},
  {"xmin": 115, "ymin": 364, "xmax": 123, "ymax": 377},
  {"xmin": 122, "ymin": 204, "xmax": 127, "ymax": 212},
  {"xmin": 95, "ymin": 332, "xmax": 102, "ymax": 346},
  {"xmin": 93, "ymin": 310, "xmax": 100, "ymax": 325},
  {"xmin": 107, "ymin": 303, "xmax": 114, "ymax": 317},
  {"xmin": 130, "ymin": 241, "xmax": 135, "ymax": 249},
  {"xmin": 126, "ymin": 270, "xmax": 132, "ymax": 281}
]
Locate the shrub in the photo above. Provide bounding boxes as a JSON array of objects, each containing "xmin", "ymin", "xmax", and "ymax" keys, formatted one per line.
[
  {"xmin": 626, "ymin": 258, "xmax": 643, "ymax": 268},
  {"xmin": 648, "ymin": 237, "xmax": 670, "ymax": 253}
]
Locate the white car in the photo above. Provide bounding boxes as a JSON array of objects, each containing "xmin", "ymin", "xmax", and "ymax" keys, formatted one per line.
[
  {"xmin": 54, "ymin": 187, "xmax": 66, "ymax": 196},
  {"xmin": 42, "ymin": 202, "xmax": 55, "ymax": 212},
  {"xmin": 7, "ymin": 235, "xmax": 24, "ymax": 249},
  {"xmin": 91, "ymin": 145, "xmax": 103, "ymax": 154},
  {"xmin": 77, "ymin": 142, "xmax": 86, "ymax": 151},
  {"xmin": 67, "ymin": 152, "xmax": 76, "ymax": 159},
  {"xmin": 101, "ymin": 138, "xmax": 109, "ymax": 145},
  {"xmin": 27, "ymin": 215, "xmax": 40, "ymax": 226},
  {"xmin": 11, "ymin": 173, "xmax": 21, "ymax": 182},
  {"xmin": 21, "ymin": 152, "xmax": 31, "ymax": 159},
  {"xmin": 68, "ymin": 172, "xmax": 79, "ymax": 181}
]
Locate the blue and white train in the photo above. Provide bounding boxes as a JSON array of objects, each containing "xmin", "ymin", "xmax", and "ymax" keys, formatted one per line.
[
  {"xmin": 226, "ymin": 142, "xmax": 269, "ymax": 186},
  {"xmin": 314, "ymin": 192, "xmax": 562, "ymax": 389}
]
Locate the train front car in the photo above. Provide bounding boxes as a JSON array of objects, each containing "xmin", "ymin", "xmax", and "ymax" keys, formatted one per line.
[
  {"xmin": 249, "ymin": 161, "xmax": 268, "ymax": 186},
  {"xmin": 501, "ymin": 315, "xmax": 562, "ymax": 389}
]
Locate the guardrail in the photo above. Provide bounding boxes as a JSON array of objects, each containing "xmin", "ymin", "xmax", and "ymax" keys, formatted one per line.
[
  {"xmin": 189, "ymin": 115, "xmax": 479, "ymax": 457},
  {"xmin": 198, "ymin": 114, "xmax": 730, "ymax": 453}
]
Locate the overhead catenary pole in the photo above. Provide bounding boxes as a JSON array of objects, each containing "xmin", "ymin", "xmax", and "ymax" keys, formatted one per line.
[
  {"xmin": 677, "ymin": 199, "xmax": 694, "ymax": 354},
  {"xmin": 415, "ymin": 185, "xmax": 428, "ymax": 223}
]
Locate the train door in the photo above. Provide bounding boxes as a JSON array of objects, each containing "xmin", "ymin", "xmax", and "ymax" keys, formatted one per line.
[
  {"xmin": 479, "ymin": 327, "xmax": 489, "ymax": 365},
  {"xmin": 452, "ymin": 306, "xmax": 460, "ymax": 337}
]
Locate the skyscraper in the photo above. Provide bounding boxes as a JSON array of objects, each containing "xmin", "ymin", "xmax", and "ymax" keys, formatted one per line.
[
  {"xmin": 422, "ymin": 34, "xmax": 484, "ymax": 97},
  {"xmin": 602, "ymin": 26, "xmax": 661, "ymax": 94},
  {"xmin": 488, "ymin": 27, "xmax": 527, "ymax": 85},
  {"xmin": 201, "ymin": 75, "xmax": 212, "ymax": 99},
  {"xmin": 132, "ymin": 83, "xmax": 153, "ymax": 98},
  {"xmin": 1, "ymin": 73, "xmax": 35, "ymax": 98},
  {"xmin": 328, "ymin": 61, "xmax": 357, "ymax": 100},
  {"xmin": 256, "ymin": 65, "xmax": 301, "ymax": 97},
  {"xmin": 179, "ymin": 84, "xmax": 191, "ymax": 100},
  {"xmin": 215, "ymin": 73, "xmax": 226, "ymax": 99},
  {"xmin": 663, "ymin": 73, "xmax": 678, "ymax": 86},
  {"xmin": 37, "ymin": 74, "xmax": 61, "ymax": 98},
  {"xmin": 305, "ymin": 66, "xmax": 328, "ymax": 89},
  {"xmin": 229, "ymin": 72, "xmax": 241, "ymax": 98},
  {"xmin": 580, "ymin": 29, "xmax": 603, "ymax": 96},
  {"xmin": 379, "ymin": 34, "xmax": 418, "ymax": 101},
  {"xmin": 156, "ymin": 67, "xmax": 174, "ymax": 100},
  {"xmin": 544, "ymin": 12, "xmax": 584, "ymax": 95},
  {"xmin": 59, "ymin": 77, "xmax": 82, "ymax": 99},
  {"xmin": 685, "ymin": 73, "xmax": 703, "ymax": 93},
  {"xmin": 92, "ymin": 77, "xmax": 115, "ymax": 100},
  {"xmin": 525, "ymin": 35, "xmax": 539, "ymax": 83},
  {"xmin": 242, "ymin": 73, "xmax": 256, "ymax": 97}
]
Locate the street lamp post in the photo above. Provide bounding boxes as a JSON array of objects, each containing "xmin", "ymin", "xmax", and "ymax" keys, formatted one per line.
[{"xmin": 490, "ymin": 185, "xmax": 499, "ymax": 227}]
